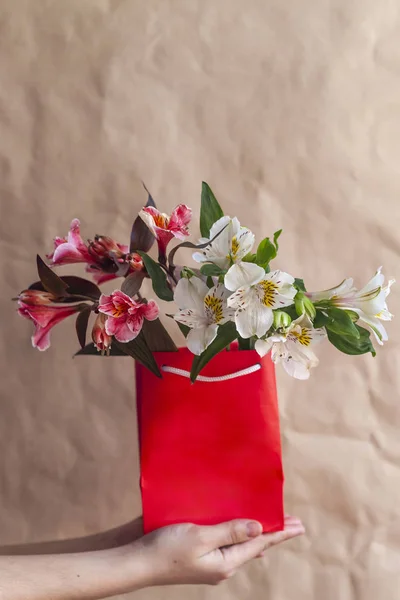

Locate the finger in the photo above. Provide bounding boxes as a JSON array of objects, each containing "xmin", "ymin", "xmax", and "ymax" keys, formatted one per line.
[
  {"xmin": 223, "ymin": 522, "xmax": 304, "ymax": 569},
  {"xmin": 262, "ymin": 522, "xmax": 305, "ymax": 549},
  {"xmin": 199, "ymin": 519, "xmax": 263, "ymax": 551},
  {"xmin": 284, "ymin": 515, "xmax": 303, "ymax": 526}
]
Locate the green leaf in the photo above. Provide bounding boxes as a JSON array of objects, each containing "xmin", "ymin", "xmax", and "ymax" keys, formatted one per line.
[
  {"xmin": 294, "ymin": 278, "xmax": 306, "ymax": 292},
  {"xmin": 256, "ymin": 238, "xmax": 276, "ymax": 266},
  {"xmin": 242, "ymin": 253, "xmax": 257, "ymax": 263},
  {"xmin": 36, "ymin": 255, "xmax": 69, "ymax": 297},
  {"xmin": 114, "ymin": 333, "xmax": 162, "ymax": 377},
  {"xmin": 255, "ymin": 230, "xmax": 282, "ymax": 268},
  {"xmin": 200, "ymin": 263, "xmax": 224, "ymax": 277},
  {"xmin": 313, "ymin": 309, "xmax": 330, "ymax": 329},
  {"xmin": 176, "ymin": 322, "xmax": 190, "ymax": 337},
  {"xmin": 137, "ymin": 252, "xmax": 173, "ymax": 302},
  {"xmin": 74, "ymin": 343, "xmax": 128, "ymax": 356},
  {"xmin": 190, "ymin": 322, "xmax": 238, "ymax": 382},
  {"xmin": 327, "ymin": 325, "xmax": 376, "ymax": 357},
  {"xmin": 141, "ymin": 318, "xmax": 178, "ymax": 352},
  {"xmin": 273, "ymin": 229, "xmax": 282, "ymax": 251},
  {"xmin": 75, "ymin": 306, "xmax": 91, "ymax": 349},
  {"xmin": 130, "ymin": 186, "xmax": 156, "ymax": 253},
  {"xmin": 121, "ymin": 271, "xmax": 146, "ymax": 297},
  {"xmin": 200, "ymin": 182, "xmax": 224, "ymax": 238},
  {"xmin": 325, "ymin": 307, "xmax": 360, "ymax": 338},
  {"xmin": 206, "ymin": 276, "xmax": 214, "ymax": 288}
]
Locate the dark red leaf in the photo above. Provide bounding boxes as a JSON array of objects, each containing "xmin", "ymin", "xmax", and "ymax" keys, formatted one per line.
[
  {"xmin": 36, "ymin": 255, "xmax": 69, "ymax": 297},
  {"xmin": 61, "ymin": 276, "xmax": 101, "ymax": 300},
  {"xmin": 121, "ymin": 271, "xmax": 146, "ymax": 297},
  {"xmin": 74, "ymin": 343, "xmax": 128, "ymax": 356},
  {"xmin": 142, "ymin": 318, "xmax": 178, "ymax": 352},
  {"xmin": 129, "ymin": 188, "xmax": 156, "ymax": 253},
  {"xmin": 75, "ymin": 306, "xmax": 92, "ymax": 349}
]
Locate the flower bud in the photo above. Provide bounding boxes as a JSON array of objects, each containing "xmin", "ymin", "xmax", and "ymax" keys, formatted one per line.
[
  {"xmin": 128, "ymin": 252, "xmax": 144, "ymax": 272},
  {"xmin": 295, "ymin": 292, "xmax": 316, "ymax": 320},
  {"xmin": 273, "ymin": 310, "xmax": 292, "ymax": 329},
  {"xmin": 181, "ymin": 267, "xmax": 196, "ymax": 279},
  {"xmin": 92, "ymin": 313, "xmax": 112, "ymax": 355},
  {"xmin": 18, "ymin": 289, "xmax": 56, "ymax": 305}
]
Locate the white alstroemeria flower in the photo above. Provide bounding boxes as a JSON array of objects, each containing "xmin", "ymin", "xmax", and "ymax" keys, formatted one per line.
[
  {"xmin": 225, "ymin": 264, "xmax": 297, "ymax": 339},
  {"xmin": 307, "ymin": 268, "xmax": 395, "ymax": 345},
  {"xmin": 192, "ymin": 216, "xmax": 255, "ymax": 270},
  {"xmin": 255, "ymin": 316, "xmax": 326, "ymax": 380},
  {"xmin": 173, "ymin": 277, "xmax": 233, "ymax": 355}
]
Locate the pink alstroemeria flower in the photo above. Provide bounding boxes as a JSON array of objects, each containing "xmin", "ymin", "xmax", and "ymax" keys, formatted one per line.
[
  {"xmin": 139, "ymin": 204, "xmax": 192, "ymax": 256},
  {"xmin": 92, "ymin": 313, "xmax": 112, "ymax": 354},
  {"xmin": 18, "ymin": 302, "xmax": 82, "ymax": 351},
  {"xmin": 98, "ymin": 290, "xmax": 159, "ymax": 343},
  {"xmin": 47, "ymin": 219, "xmax": 92, "ymax": 266}
]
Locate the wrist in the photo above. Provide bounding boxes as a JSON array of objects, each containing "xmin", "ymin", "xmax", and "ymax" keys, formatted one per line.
[{"xmin": 109, "ymin": 542, "xmax": 157, "ymax": 592}]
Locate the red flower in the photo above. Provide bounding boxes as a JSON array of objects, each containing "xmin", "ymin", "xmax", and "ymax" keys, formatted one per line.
[
  {"xmin": 139, "ymin": 204, "xmax": 192, "ymax": 255},
  {"xmin": 98, "ymin": 290, "xmax": 159, "ymax": 343},
  {"xmin": 18, "ymin": 302, "xmax": 82, "ymax": 351},
  {"xmin": 91, "ymin": 313, "xmax": 112, "ymax": 354},
  {"xmin": 47, "ymin": 219, "xmax": 92, "ymax": 265}
]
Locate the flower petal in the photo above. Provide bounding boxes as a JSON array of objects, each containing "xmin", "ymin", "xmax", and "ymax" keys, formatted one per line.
[
  {"xmin": 255, "ymin": 338, "xmax": 274, "ymax": 357},
  {"xmin": 203, "ymin": 284, "xmax": 234, "ymax": 324},
  {"xmin": 209, "ymin": 215, "xmax": 234, "ymax": 240},
  {"xmin": 169, "ymin": 204, "xmax": 192, "ymax": 238},
  {"xmin": 32, "ymin": 323, "xmax": 51, "ymax": 351},
  {"xmin": 173, "ymin": 309, "xmax": 208, "ymax": 329},
  {"xmin": 143, "ymin": 299, "xmax": 159, "ymax": 321},
  {"xmin": 52, "ymin": 243, "xmax": 88, "ymax": 265},
  {"xmin": 233, "ymin": 227, "xmax": 255, "ymax": 261},
  {"xmin": 235, "ymin": 304, "xmax": 273, "ymax": 338},
  {"xmin": 359, "ymin": 267, "xmax": 384, "ymax": 295},
  {"xmin": 186, "ymin": 324, "xmax": 219, "ymax": 355},
  {"xmin": 307, "ymin": 278, "xmax": 355, "ymax": 302},
  {"xmin": 281, "ymin": 352, "xmax": 313, "ymax": 379},
  {"xmin": 105, "ymin": 315, "xmax": 138, "ymax": 342},
  {"xmin": 174, "ymin": 277, "xmax": 208, "ymax": 312},
  {"xmin": 225, "ymin": 262, "xmax": 265, "ymax": 291},
  {"xmin": 356, "ymin": 313, "xmax": 388, "ymax": 345}
]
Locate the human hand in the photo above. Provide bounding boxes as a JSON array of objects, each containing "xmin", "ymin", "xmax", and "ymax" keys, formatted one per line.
[{"xmin": 133, "ymin": 515, "xmax": 304, "ymax": 587}]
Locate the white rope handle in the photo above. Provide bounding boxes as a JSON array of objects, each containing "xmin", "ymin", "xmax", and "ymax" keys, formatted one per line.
[{"xmin": 161, "ymin": 363, "xmax": 261, "ymax": 382}]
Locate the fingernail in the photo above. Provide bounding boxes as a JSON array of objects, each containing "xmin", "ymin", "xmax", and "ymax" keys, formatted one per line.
[{"xmin": 246, "ymin": 521, "xmax": 263, "ymax": 538}]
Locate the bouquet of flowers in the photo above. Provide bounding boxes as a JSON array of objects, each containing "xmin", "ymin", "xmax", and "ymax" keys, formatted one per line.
[
  {"xmin": 16, "ymin": 182, "xmax": 394, "ymax": 379},
  {"xmin": 15, "ymin": 183, "xmax": 395, "ymax": 532}
]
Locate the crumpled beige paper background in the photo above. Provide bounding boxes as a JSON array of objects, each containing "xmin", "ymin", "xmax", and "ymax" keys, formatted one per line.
[{"xmin": 1, "ymin": 1, "xmax": 399, "ymax": 599}]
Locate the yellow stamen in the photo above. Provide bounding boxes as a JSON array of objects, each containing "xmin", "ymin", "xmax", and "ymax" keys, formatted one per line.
[
  {"xmin": 231, "ymin": 236, "xmax": 239, "ymax": 258},
  {"xmin": 291, "ymin": 327, "xmax": 312, "ymax": 346},
  {"xmin": 153, "ymin": 214, "xmax": 169, "ymax": 228},
  {"xmin": 258, "ymin": 280, "xmax": 278, "ymax": 308},
  {"xmin": 204, "ymin": 295, "xmax": 224, "ymax": 323}
]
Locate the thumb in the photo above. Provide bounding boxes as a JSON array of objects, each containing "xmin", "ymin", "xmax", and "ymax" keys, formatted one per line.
[{"xmin": 199, "ymin": 519, "xmax": 263, "ymax": 551}]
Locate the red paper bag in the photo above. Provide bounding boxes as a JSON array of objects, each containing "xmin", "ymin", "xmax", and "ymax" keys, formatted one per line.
[{"xmin": 136, "ymin": 345, "xmax": 284, "ymax": 534}]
